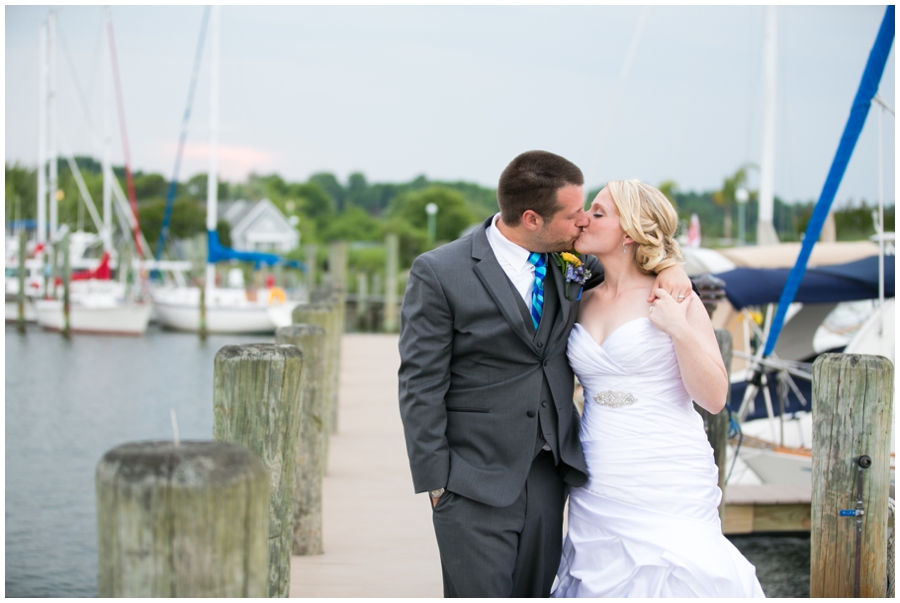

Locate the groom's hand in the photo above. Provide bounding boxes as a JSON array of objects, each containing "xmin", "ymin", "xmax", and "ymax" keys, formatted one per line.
[{"xmin": 431, "ymin": 496, "xmax": 441, "ymax": 508}]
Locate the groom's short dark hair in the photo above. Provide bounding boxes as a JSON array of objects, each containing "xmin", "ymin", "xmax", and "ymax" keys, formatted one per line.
[{"xmin": 497, "ymin": 150, "xmax": 584, "ymax": 226}]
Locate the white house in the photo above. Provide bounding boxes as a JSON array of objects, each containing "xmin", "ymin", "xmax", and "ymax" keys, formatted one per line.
[{"xmin": 220, "ymin": 198, "xmax": 299, "ymax": 253}]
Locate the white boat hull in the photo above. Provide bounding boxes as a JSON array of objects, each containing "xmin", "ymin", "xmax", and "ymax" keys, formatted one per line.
[
  {"xmin": 34, "ymin": 299, "xmax": 153, "ymax": 336},
  {"xmin": 152, "ymin": 287, "xmax": 299, "ymax": 334},
  {"xmin": 5, "ymin": 298, "xmax": 37, "ymax": 322}
]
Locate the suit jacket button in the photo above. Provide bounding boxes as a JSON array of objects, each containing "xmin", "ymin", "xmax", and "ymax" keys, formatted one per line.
[
  {"xmin": 537, "ymin": 342, "xmax": 543, "ymax": 348},
  {"xmin": 543, "ymin": 359, "xmax": 549, "ymax": 367},
  {"xmin": 526, "ymin": 410, "xmax": 536, "ymax": 418},
  {"xmin": 541, "ymin": 401, "xmax": 548, "ymax": 408}
]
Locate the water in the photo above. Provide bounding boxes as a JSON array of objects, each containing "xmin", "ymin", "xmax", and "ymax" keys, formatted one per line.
[
  {"xmin": 727, "ymin": 532, "xmax": 811, "ymax": 597},
  {"xmin": 6, "ymin": 324, "xmax": 813, "ymax": 597},
  {"xmin": 5, "ymin": 324, "xmax": 270, "ymax": 597}
]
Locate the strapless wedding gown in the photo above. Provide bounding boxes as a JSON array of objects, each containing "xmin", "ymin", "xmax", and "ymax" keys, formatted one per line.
[{"xmin": 552, "ymin": 319, "xmax": 765, "ymax": 598}]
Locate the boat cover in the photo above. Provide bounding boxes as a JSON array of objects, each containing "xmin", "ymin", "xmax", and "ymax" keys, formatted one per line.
[{"xmin": 716, "ymin": 255, "xmax": 894, "ymax": 309}]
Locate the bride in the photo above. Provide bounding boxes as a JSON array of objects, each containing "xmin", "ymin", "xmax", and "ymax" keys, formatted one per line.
[{"xmin": 552, "ymin": 180, "xmax": 765, "ymax": 598}]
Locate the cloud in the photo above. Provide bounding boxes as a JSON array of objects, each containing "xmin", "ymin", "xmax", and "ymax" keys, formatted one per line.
[{"xmin": 155, "ymin": 142, "xmax": 279, "ymax": 181}]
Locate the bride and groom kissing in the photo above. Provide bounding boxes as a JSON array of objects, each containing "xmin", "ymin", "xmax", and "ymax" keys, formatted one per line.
[{"xmin": 398, "ymin": 150, "xmax": 765, "ymax": 598}]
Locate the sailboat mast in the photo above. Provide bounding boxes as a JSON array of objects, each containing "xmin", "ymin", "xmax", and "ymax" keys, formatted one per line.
[
  {"xmin": 757, "ymin": 5, "xmax": 779, "ymax": 246},
  {"xmin": 205, "ymin": 6, "xmax": 220, "ymax": 294},
  {"xmin": 103, "ymin": 7, "xmax": 113, "ymax": 252},
  {"xmin": 48, "ymin": 11, "xmax": 58, "ymax": 241},
  {"xmin": 37, "ymin": 21, "xmax": 48, "ymax": 244}
]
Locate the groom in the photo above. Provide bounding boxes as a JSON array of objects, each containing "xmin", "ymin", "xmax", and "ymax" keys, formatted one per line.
[{"xmin": 398, "ymin": 150, "xmax": 688, "ymax": 597}]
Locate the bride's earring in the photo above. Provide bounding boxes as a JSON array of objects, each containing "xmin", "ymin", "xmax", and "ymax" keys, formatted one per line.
[{"xmin": 622, "ymin": 242, "xmax": 627, "ymax": 255}]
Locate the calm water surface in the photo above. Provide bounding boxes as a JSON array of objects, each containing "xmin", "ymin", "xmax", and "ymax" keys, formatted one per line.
[
  {"xmin": 6, "ymin": 324, "xmax": 270, "ymax": 597},
  {"xmin": 6, "ymin": 324, "xmax": 811, "ymax": 597}
]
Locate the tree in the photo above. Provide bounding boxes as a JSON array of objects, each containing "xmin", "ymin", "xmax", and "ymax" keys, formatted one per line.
[
  {"xmin": 657, "ymin": 180, "xmax": 678, "ymax": 207},
  {"xmin": 712, "ymin": 166, "xmax": 751, "ymax": 241},
  {"xmin": 134, "ymin": 173, "xmax": 168, "ymax": 201},
  {"xmin": 309, "ymin": 172, "xmax": 345, "ymax": 211},
  {"xmin": 321, "ymin": 206, "xmax": 381, "ymax": 242},
  {"xmin": 390, "ymin": 186, "xmax": 477, "ymax": 242}
]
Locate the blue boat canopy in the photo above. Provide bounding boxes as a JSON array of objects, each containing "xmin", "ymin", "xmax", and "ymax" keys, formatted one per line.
[
  {"xmin": 716, "ymin": 255, "xmax": 894, "ymax": 310},
  {"xmin": 207, "ymin": 230, "xmax": 304, "ymax": 270}
]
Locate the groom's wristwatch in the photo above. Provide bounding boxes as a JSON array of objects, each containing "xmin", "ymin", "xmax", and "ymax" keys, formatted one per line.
[{"xmin": 429, "ymin": 488, "xmax": 445, "ymax": 498}]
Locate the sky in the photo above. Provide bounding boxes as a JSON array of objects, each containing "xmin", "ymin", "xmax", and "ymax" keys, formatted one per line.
[{"xmin": 5, "ymin": 5, "xmax": 896, "ymax": 207}]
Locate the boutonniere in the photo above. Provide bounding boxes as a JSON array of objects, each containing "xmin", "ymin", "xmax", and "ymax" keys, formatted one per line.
[{"xmin": 552, "ymin": 252, "xmax": 591, "ymax": 301}]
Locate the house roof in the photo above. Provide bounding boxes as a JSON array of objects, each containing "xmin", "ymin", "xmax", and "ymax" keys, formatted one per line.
[{"xmin": 221, "ymin": 198, "xmax": 297, "ymax": 241}]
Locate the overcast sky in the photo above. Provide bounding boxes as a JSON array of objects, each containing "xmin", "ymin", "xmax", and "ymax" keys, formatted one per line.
[{"xmin": 5, "ymin": 5, "xmax": 895, "ymax": 206}]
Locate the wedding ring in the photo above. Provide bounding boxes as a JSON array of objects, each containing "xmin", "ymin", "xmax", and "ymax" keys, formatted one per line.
[{"xmin": 677, "ymin": 294, "xmax": 685, "ymax": 300}]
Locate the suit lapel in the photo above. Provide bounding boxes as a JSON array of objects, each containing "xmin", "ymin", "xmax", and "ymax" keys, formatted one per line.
[
  {"xmin": 547, "ymin": 256, "xmax": 575, "ymax": 349},
  {"xmin": 471, "ymin": 217, "xmax": 540, "ymax": 353}
]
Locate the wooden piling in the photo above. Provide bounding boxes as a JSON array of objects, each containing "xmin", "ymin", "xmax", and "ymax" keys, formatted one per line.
[
  {"xmin": 95, "ymin": 441, "xmax": 269, "ymax": 597},
  {"xmin": 384, "ymin": 233, "xmax": 398, "ymax": 332},
  {"xmin": 292, "ymin": 302, "xmax": 339, "ymax": 447},
  {"xmin": 694, "ymin": 329, "xmax": 732, "ymax": 526},
  {"xmin": 212, "ymin": 344, "xmax": 304, "ymax": 598},
  {"xmin": 810, "ymin": 353, "xmax": 893, "ymax": 598},
  {"xmin": 305, "ymin": 244, "xmax": 317, "ymax": 292},
  {"xmin": 17, "ymin": 230, "xmax": 26, "ymax": 333},
  {"xmin": 276, "ymin": 325, "xmax": 327, "ymax": 555},
  {"xmin": 61, "ymin": 231, "xmax": 70, "ymax": 338},
  {"xmin": 198, "ymin": 282, "xmax": 207, "ymax": 339}
]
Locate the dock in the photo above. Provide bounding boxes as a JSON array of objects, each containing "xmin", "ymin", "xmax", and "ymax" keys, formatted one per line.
[
  {"xmin": 287, "ymin": 334, "xmax": 824, "ymax": 596},
  {"xmin": 289, "ymin": 333, "xmax": 442, "ymax": 597},
  {"xmin": 723, "ymin": 484, "xmax": 811, "ymax": 534}
]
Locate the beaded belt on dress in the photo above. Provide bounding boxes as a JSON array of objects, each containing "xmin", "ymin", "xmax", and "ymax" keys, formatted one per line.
[{"xmin": 592, "ymin": 390, "xmax": 636, "ymax": 408}]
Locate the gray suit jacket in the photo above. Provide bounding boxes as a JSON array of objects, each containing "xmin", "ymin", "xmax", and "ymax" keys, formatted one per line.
[{"xmin": 398, "ymin": 216, "xmax": 604, "ymax": 508}]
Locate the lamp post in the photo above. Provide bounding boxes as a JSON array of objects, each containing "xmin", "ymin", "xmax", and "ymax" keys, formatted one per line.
[
  {"xmin": 735, "ymin": 187, "xmax": 749, "ymax": 246},
  {"xmin": 425, "ymin": 202, "xmax": 438, "ymax": 247}
]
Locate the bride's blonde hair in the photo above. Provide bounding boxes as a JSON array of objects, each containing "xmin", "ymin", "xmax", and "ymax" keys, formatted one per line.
[{"xmin": 606, "ymin": 179, "xmax": 683, "ymax": 275}]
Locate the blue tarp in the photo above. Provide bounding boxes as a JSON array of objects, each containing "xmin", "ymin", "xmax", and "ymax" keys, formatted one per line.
[
  {"xmin": 716, "ymin": 255, "xmax": 894, "ymax": 310},
  {"xmin": 207, "ymin": 230, "xmax": 304, "ymax": 270}
]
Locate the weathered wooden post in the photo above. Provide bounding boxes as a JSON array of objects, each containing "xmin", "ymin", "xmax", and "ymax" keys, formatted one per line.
[
  {"xmin": 292, "ymin": 302, "xmax": 338, "ymax": 449},
  {"xmin": 96, "ymin": 441, "xmax": 269, "ymax": 597},
  {"xmin": 304, "ymin": 244, "xmax": 317, "ymax": 293},
  {"xmin": 61, "ymin": 230, "xmax": 71, "ymax": 338},
  {"xmin": 213, "ymin": 344, "xmax": 304, "ymax": 598},
  {"xmin": 384, "ymin": 233, "xmax": 398, "ymax": 332},
  {"xmin": 811, "ymin": 353, "xmax": 893, "ymax": 597},
  {"xmin": 276, "ymin": 325, "xmax": 327, "ymax": 555},
  {"xmin": 692, "ymin": 274, "xmax": 731, "ymax": 525},
  {"xmin": 17, "ymin": 230, "xmax": 26, "ymax": 333},
  {"xmin": 356, "ymin": 272, "xmax": 369, "ymax": 330},
  {"xmin": 198, "ymin": 280, "xmax": 207, "ymax": 339}
]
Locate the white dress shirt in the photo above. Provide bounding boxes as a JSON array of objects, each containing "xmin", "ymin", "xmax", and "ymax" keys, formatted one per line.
[{"xmin": 485, "ymin": 213, "xmax": 538, "ymax": 312}]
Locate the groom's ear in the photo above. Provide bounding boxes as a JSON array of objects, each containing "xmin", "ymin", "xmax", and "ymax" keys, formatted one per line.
[{"xmin": 521, "ymin": 210, "xmax": 543, "ymax": 231}]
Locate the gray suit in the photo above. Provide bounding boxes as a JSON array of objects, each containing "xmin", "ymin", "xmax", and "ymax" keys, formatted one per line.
[{"xmin": 398, "ymin": 215, "xmax": 603, "ymax": 597}]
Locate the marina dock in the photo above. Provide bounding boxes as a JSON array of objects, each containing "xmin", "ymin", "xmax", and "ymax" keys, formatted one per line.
[{"xmin": 289, "ymin": 333, "xmax": 442, "ymax": 597}]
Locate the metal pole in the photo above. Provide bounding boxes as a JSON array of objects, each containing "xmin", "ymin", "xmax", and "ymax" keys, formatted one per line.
[
  {"xmin": 205, "ymin": 6, "xmax": 220, "ymax": 303},
  {"xmin": 757, "ymin": 6, "xmax": 779, "ymax": 246},
  {"xmin": 48, "ymin": 11, "xmax": 58, "ymax": 241},
  {"xmin": 102, "ymin": 7, "xmax": 113, "ymax": 251},
  {"xmin": 37, "ymin": 21, "xmax": 48, "ymax": 244}
]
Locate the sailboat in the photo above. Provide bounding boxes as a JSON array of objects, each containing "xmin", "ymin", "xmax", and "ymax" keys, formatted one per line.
[
  {"xmin": 151, "ymin": 7, "xmax": 301, "ymax": 334},
  {"xmin": 719, "ymin": 6, "xmax": 895, "ymax": 486},
  {"xmin": 28, "ymin": 9, "xmax": 186, "ymax": 336}
]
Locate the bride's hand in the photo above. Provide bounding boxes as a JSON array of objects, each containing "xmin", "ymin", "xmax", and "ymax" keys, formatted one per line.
[
  {"xmin": 648, "ymin": 288, "xmax": 692, "ymax": 338},
  {"xmin": 647, "ymin": 263, "xmax": 692, "ymax": 303}
]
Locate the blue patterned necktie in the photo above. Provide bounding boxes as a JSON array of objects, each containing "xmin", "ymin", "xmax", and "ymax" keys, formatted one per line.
[{"xmin": 527, "ymin": 252, "xmax": 547, "ymax": 330}]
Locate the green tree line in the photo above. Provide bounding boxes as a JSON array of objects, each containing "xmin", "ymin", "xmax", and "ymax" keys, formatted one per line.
[{"xmin": 6, "ymin": 158, "xmax": 894, "ymax": 274}]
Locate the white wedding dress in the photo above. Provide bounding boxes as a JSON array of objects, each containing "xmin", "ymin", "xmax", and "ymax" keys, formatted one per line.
[{"xmin": 552, "ymin": 319, "xmax": 765, "ymax": 598}]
